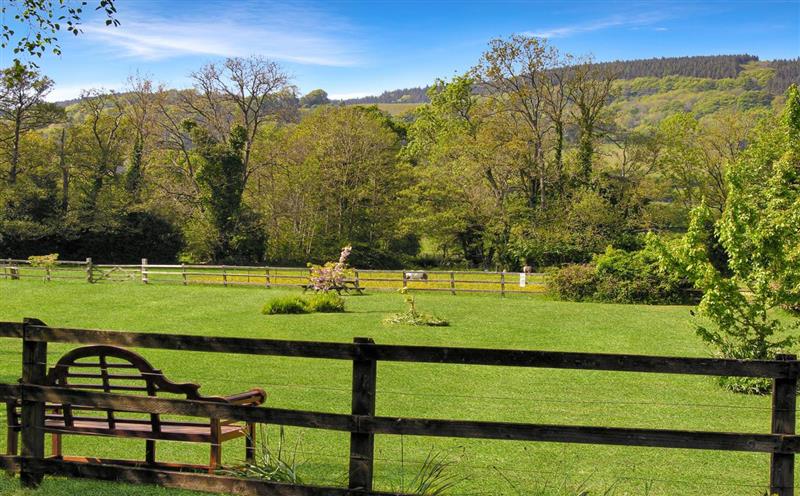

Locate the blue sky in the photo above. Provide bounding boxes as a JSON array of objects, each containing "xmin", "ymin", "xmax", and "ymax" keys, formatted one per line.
[{"xmin": 2, "ymin": 0, "xmax": 798, "ymax": 101}]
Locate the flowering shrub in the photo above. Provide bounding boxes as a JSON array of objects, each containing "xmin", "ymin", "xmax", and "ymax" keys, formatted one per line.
[{"xmin": 307, "ymin": 246, "xmax": 354, "ymax": 292}]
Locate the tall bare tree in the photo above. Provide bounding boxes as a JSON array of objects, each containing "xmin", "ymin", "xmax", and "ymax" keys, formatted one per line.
[
  {"xmin": 471, "ymin": 35, "xmax": 564, "ymax": 209},
  {"xmin": 73, "ymin": 89, "xmax": 126, "ymax": 214},
  {"xmin": 122, "ymin": 74, "xmax": 160, "ymax": 201},
  {"xmin": 184, "ymin": 56, "xmax": 293, "ymax": 178},
  {"xmin": 568, "ymin": 59, "xmax": 617, "ymax": 184}
]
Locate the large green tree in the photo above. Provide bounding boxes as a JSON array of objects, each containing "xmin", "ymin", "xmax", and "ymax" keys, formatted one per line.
[
  {"xmin": 651, "ymin": 85, "xmax": 800, "ymax": 393},
  {"xmin": 0, "ymin": 61, "xmax": 63, "ymax": 184}
]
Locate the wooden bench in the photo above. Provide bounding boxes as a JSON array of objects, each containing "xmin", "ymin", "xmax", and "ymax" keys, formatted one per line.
[
  {"xmin": 301, "ymin": 279, "xmax": 364, "ymax": 295},
  {"xmin": 5, "ymin": 345, "xmax": 266, "ymax": 472}
]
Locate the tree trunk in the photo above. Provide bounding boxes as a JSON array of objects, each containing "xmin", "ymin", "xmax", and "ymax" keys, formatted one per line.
[
  {"xmin": 554, "ymin": 121, "xmax": 564, "ymax": 187},
  {"xmin": 578, "ymin": 120, "xmax": 594, "ymax": 184},
  {"xmin": 9, "ymin": 113, "xmax": 21, "ymax": 184},
  {"xmin": 59, "ymin": 129, "xmax": 69, "ymax": 214}
]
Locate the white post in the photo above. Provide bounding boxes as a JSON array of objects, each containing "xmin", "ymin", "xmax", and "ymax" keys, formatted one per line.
[
  {"xmin": 85, "ymin": 258, "xmax": 93, "ymax": 284},
  {"xmin": 141, "ymin": 258, "xmax": 148, "ymax": 284},
  {"xmin": 519, "ymin": 272, "xmax": 526, "ymax": 288}
]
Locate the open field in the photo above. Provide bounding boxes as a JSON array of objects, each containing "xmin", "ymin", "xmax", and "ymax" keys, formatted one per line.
[
  {"xmin": 0, "ymin": 279, "xmax": 795, "ymax": 495},
  {"xmin": 2, "ymin": 260, "xmax": 548, "ymax": 294},
  {"xmin": 350, "ymin": 103, "xmax": 422, "ymax": 115}
]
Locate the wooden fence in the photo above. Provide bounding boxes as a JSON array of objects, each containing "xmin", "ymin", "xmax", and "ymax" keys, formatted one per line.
[
  {"xmin": 0, "ymin": 258, "xmax": 547, "ymax": 295},
  {"xmin": 0, "ymin": 319, "xmax": 797, "ymax": 495}
]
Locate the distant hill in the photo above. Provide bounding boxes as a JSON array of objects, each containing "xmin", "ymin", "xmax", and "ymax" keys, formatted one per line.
[{"xmin": 338, "ymin": 55, "xmax": 800, "ymax": 105}]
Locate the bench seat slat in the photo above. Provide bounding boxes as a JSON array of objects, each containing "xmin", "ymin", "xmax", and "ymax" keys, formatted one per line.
[{"xmin": 44, "ymin": 419, "xmax": 245, "ymax": 442}]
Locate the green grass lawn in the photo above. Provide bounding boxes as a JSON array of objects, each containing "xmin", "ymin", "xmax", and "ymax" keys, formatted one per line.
[{"xmin": 0, "ymin": 279, "xmax": 792, "ymax": 495}]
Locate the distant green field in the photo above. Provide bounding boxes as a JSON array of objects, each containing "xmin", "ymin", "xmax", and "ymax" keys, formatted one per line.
[
  {"xmin": 3, "ymin": 263, "xmax": 548, "ymax": 294},
  {"xmin": 0, "ymin": 279, "xmax": 792, "ymax": 495},
  {"xmin": 346, "ymin": 102, "xmax": 421, "ymax": 115}
]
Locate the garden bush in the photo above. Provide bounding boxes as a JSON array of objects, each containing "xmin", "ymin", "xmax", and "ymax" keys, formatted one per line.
[
  {"xmin": 262, "ymin": 296, "xmax": 310, "ymax": 315},
  {"xmin": 0, "ymin": 212, "xmax": 183, "ymax": 263},
  {"xmin": 594, "ymin": 247, "xmax": 693, "ymax": 304},
  {"xmin": 548, "ymin": 247, "xmax": 694, "ymax": 304},
  {"xmin": 547, "ymin": 264, "xmax": 597, "ymax": 302},
  {"xmin": 306, "ymin": 293, "xmax": 346, "ymax": 313}
]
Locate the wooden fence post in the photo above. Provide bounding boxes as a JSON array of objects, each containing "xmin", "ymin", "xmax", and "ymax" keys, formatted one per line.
[
  {"xmin": 402, "ymin": 271, "xmax": 407, "ymax": 289},
  {"xmin": 265, "ymin": 267, "xmax": 271, "ymax": 288},
  {"xmin": 85, "ymin": 258, "xmax": 93, "ymax": 284},
  {"xmin": 348, "ymin": 337, "xmax": 377, "ymax": 492},
  {"xmin": 770, "ymin": 353, "xmax": 797, "ymax": 496},
  {"xmin": 450, "ymin": 271, "xmax": 455, "ymax": 295},
  {"xmin": 141, "ymin": 259, "xmax": 148, "ymax": 284},
  {"xmin": 500, "ymin": 270, "xmax": 506, "ymax": 297},
  {"xmin": 222, "ymin": 265, "xmax": 227, "ymax": 287},
  {"xmin": 182, "ymin": 263, "xmax": 187, "ymax": 286},
  {"xmin": 20, "ymin": 317, "xmax": 48, "ymax": 488},
  {"xmin": 354, "ymin": 269, "xmax": 360, "ymax": 292}
]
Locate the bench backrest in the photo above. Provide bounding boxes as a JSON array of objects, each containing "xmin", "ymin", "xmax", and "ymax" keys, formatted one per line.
[{"xmin": 45, "ymin": 345, "xmax": 223, "ymax": 430}]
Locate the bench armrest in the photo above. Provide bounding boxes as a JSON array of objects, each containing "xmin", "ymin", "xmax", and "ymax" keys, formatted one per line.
[{"xmin": 223, "ymin": 388, "xmax": 267, "ymax": 406}]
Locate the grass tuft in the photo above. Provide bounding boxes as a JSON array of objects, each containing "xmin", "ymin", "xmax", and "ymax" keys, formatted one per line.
[{"xmin": 261, "ymin": 296, "xmax": 309, "ymax": 315}]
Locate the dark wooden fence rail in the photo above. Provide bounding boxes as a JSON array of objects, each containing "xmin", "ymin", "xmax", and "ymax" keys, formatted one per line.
[{"xmin": 0, "ymin": 320, "xmax": 797, "ymax": 495}]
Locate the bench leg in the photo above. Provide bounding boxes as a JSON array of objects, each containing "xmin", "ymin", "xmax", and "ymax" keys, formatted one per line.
[
  {"xmin": 209, "ymin": 419, "xmax": 221, "ymax": 473},
  {"xmin": 51, "ymin": 433, "xmax": 62, "ymax": 459},
  {"xmin": 245, "ymin": 423, "xmax": 256, "ymax": 463},
  {"xmin": 209, "ymin": 443, "xmax": 221, "ymax": 473},
  {"xmin": 146, "ymin": 440, "xmax": 156, "ymax": 464}
]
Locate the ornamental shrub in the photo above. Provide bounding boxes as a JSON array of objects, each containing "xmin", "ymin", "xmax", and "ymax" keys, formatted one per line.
[
  {"xmin": 593, "ymin": 247, "xmax": 693, "ymax": 304},
  {"xmin": 308, "ymin": 246, "xmax": 353, "ymax": 291},
  {"xmin": 547, "ymin": 246, "xmax": 693, "ymax": 304},
  {"xmin": 306, "ymin": 293, "xmax": 346, "ymax": 313},
  {"xmin": 547, "ymin": 264, "xmax": 597, "ymax": 302},
  {"xmin": 262, "ymin": 296, "xmax": 309, "ymax": 315}
]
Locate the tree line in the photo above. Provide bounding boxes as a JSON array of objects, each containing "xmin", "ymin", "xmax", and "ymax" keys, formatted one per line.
[
  {"xmin": 0, "ymin": 37, "xmax": 793, "ymax": 268},
  {"xmin": 339, "ymin": 54, "xmax": 800, "ymax": 105}
]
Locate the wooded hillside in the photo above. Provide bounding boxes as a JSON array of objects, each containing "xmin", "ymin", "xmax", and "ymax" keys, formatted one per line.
[
  {"xmin": 1, "ymin": 43, "xmax": 796, "ymax": 269},
  {"xmin": 340, "ymin": 55, "xmax": 799, "ymax": 104}
]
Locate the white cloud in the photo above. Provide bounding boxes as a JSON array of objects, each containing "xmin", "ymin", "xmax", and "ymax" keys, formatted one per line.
[
  {"xmin": 46, "ymin": 82, "xmax": 125, "ymax": 102},
  {"xmin": 82, "ymin": 3, "xmax": 364, "ymax": 67},
  {"xmin": 525, "ymin": 12, "xmax": 667, "ymax": 39}
]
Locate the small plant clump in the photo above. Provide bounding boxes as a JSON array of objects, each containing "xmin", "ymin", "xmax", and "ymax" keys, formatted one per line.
[
  {"xmin": 406, "ymin": 449, "xmax": 464, "ymax": 495},
  {"xmin": 306, "ymin": 292, "xmax": 346, "ymax": 313},
  {"xmin": 262, "ymin": 294, "xmax": 347, "ymax": 315},
  {"xmin": 219, "ymin": 426, "xmax": 302, "ymax": 483},
  {"xmin": 384, "ymin": 289, "xmax": 449, "ymax": 327},
  {"xmin": 262, "ymin": 296, "xmax": 310, "ymax": 315}
]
